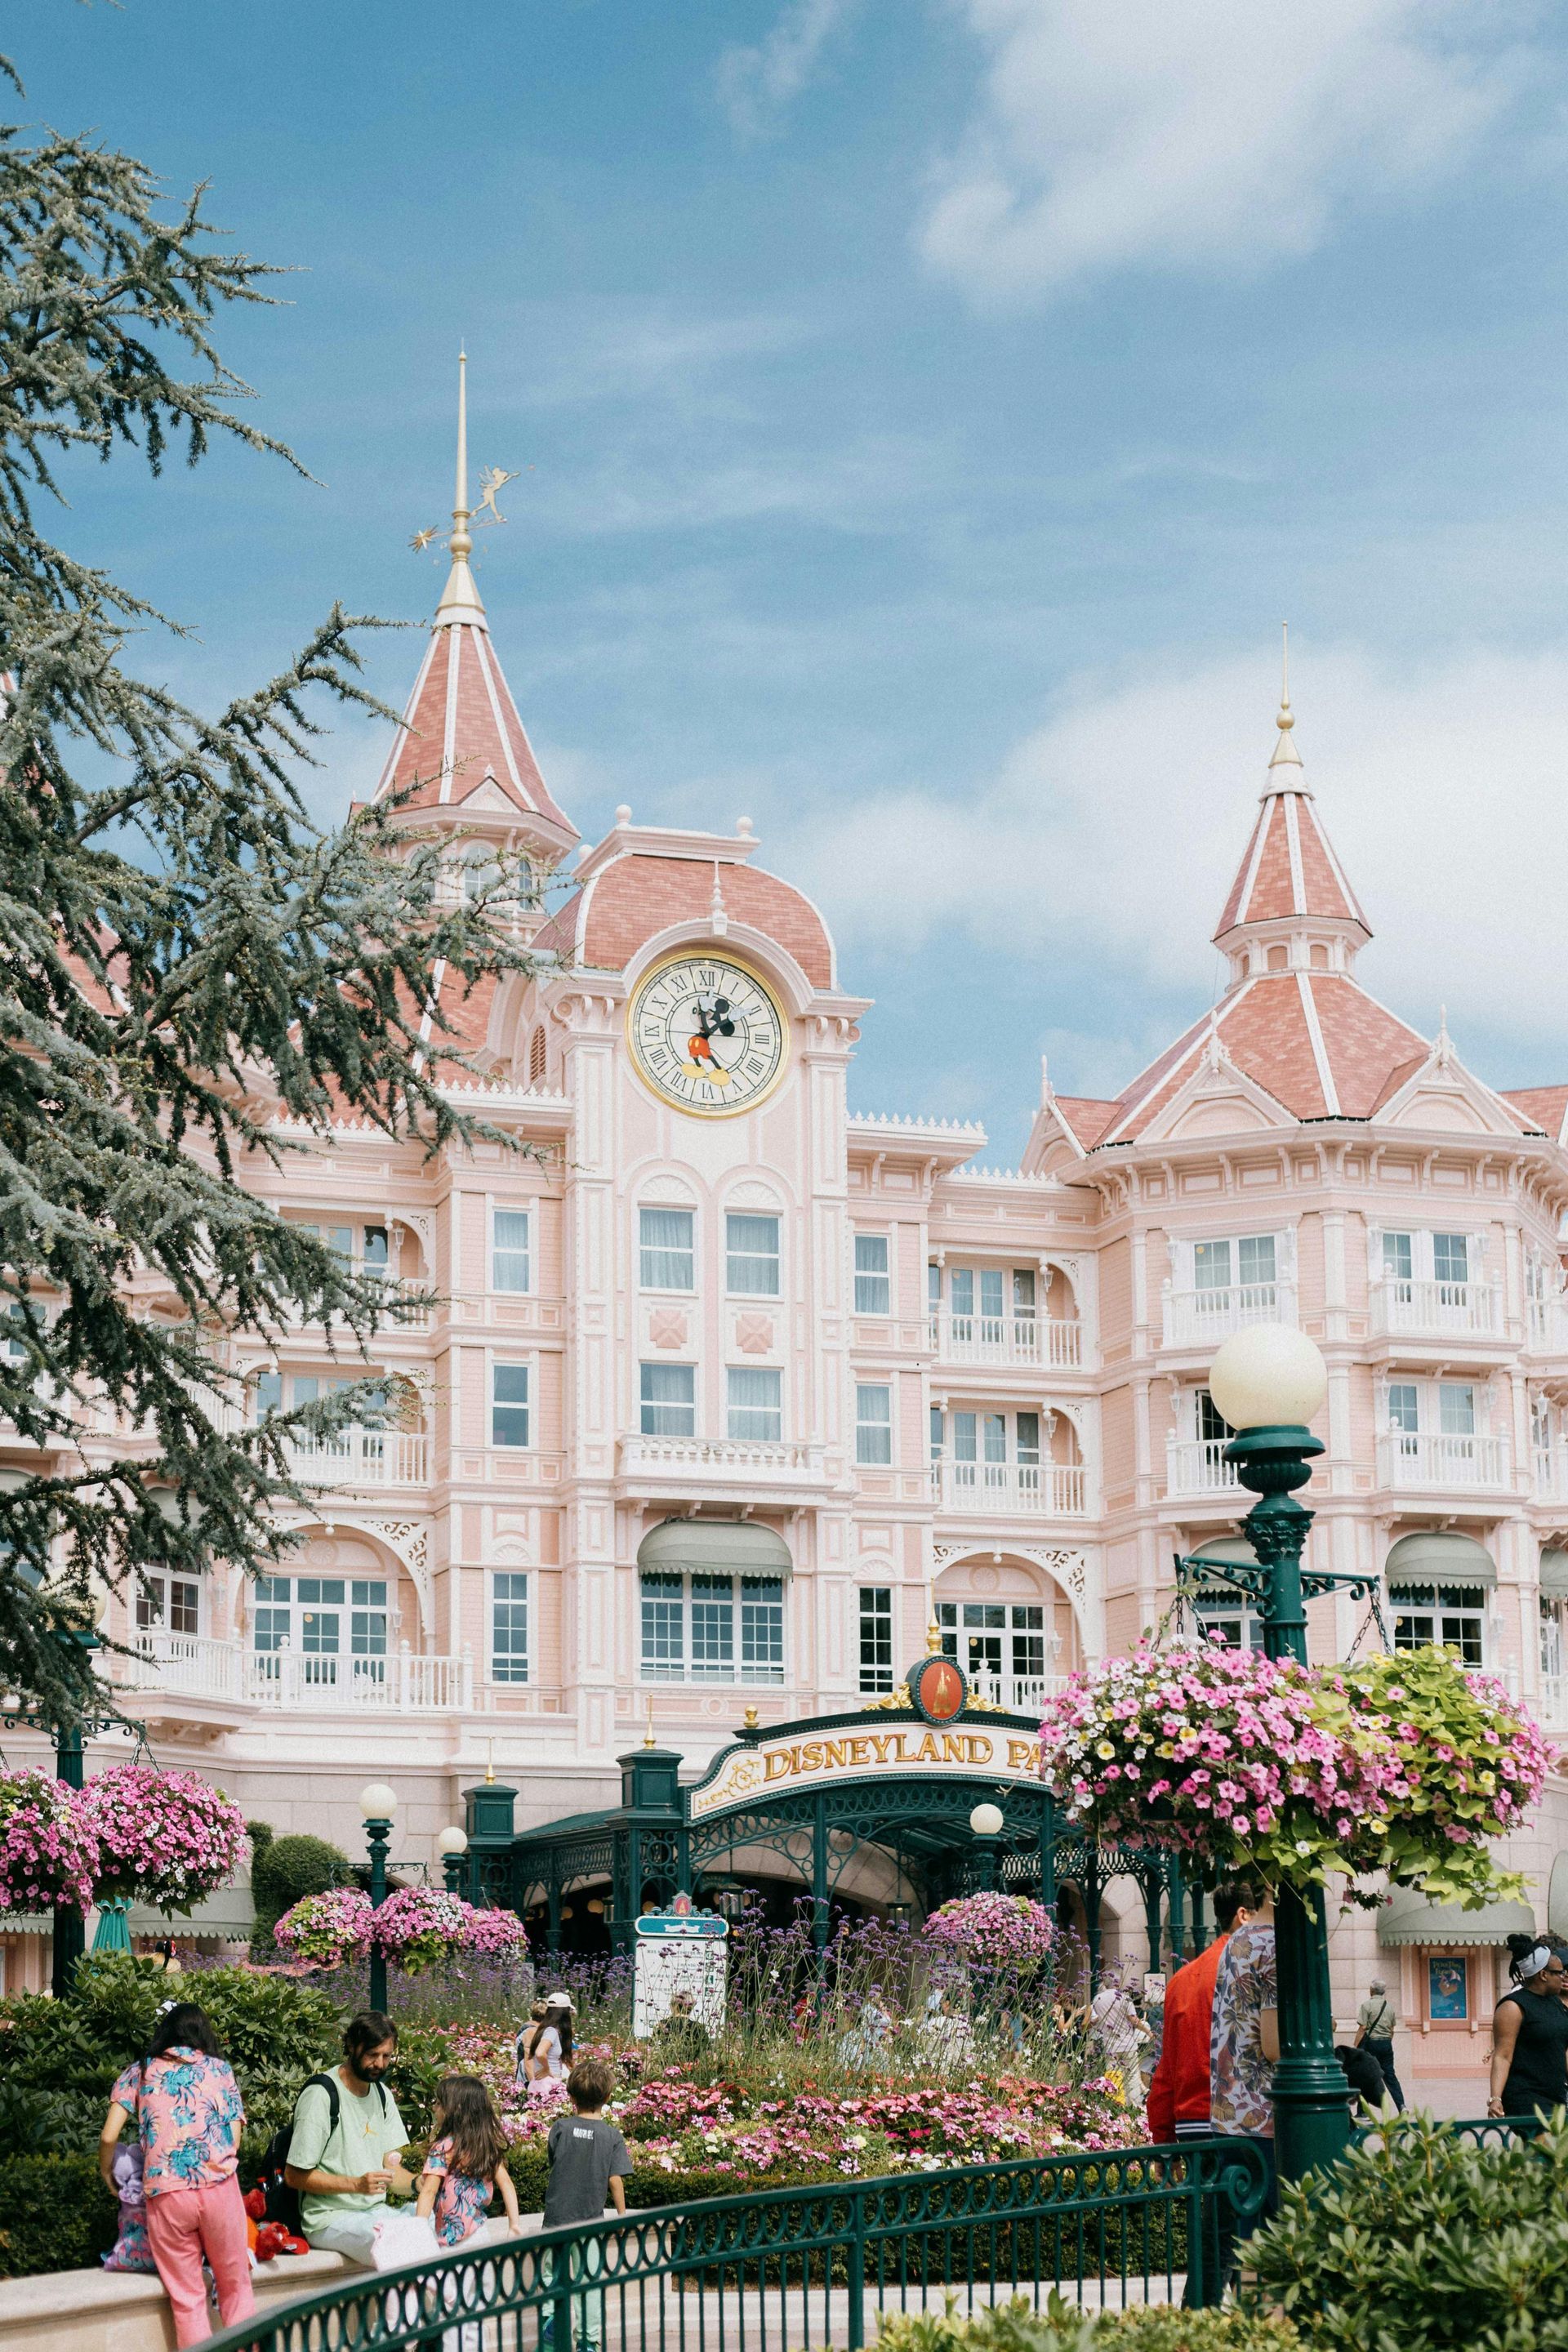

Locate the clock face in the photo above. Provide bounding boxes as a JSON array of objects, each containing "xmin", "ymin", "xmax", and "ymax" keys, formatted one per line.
[{"xmin": 627, "ymin": 953, "xmax": 789, "ymax": 1117}]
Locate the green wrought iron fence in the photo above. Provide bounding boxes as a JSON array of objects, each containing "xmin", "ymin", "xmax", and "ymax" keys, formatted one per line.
[{"xmin": 205, "ymin": 2142, "xmax": 1270, "ymax": 2352}]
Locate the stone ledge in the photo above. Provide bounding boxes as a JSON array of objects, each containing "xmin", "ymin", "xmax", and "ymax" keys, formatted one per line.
[{"xmin": 0, "ymin": 2247, "xmax": 349, "ymax": 2352}]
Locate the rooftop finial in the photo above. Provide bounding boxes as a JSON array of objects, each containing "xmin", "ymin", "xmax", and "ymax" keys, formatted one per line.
[
  {"xmin": 434, "ymin": 347, "xmax": 488, "ymax": 631},
  {"xmin": 1267, "ymin": 620, "xmax": 1303, "ymax": 775}
]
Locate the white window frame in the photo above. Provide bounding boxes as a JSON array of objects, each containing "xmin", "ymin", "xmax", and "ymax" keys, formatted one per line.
[
  {"xmin": 135, "ymin": 1567, "xmax": 203, "ymax": 1638},
  {"xmin": 855, "ymin": 1382, "xmax": 893, "ymax": 1465},
  {"xmin": 489, "ymin": 1570, "xmax": 529, "ymax": 1685},
  {"xmin": 640, "ymin": 1361, "xmax": 697, "ymax": 1438},
  {"xmin": 1389, "ymin": 1580, "xmax": 1488, "ymax": 1667},
  {"xmin": 853, "ymin": 1233, "xmax": 891, "ymax": 1316},
  {"xmin": 638, "ymin": 1568, "xmax": 786, "ymax": 1685},
  {"xmin": 639, "ymin": 1205, "xmax": 696, "ymax": 1294},
  {"xmin": 725, "ymin": 1211, "xmax": 782, "ymax": 1299},
  {"xmin": 858, "ymin": 1585, "xmax": 894, "ymax": 1693},
  {"xmin": 491, "ymin": 1361, "xmax": 531, "ymax": 1449},
  {"xmin": 492, "ymin": 1207, "xmax": 532, "ymax": 1294},
  {"xmin": 726, "ymin": 1365, "xmax": 783, "ymax": 1443}
]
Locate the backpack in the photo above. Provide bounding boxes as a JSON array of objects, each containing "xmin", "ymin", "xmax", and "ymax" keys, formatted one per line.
[{"xmin": 256, "ymin": 2072, "xmax": 388, "ymax": 2232}]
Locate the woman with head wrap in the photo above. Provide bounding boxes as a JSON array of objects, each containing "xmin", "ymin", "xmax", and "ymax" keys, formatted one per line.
[{"xmin": 1488, "ymin": 1936, "xmax": 1568, "ymax": 2118}]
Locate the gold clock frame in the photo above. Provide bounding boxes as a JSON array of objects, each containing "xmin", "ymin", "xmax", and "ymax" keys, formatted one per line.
[{"xmin": 626, "ymin": 948, "xmax": 792, "ymax": 1120}]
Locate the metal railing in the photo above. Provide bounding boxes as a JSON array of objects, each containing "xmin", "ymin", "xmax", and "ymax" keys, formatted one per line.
[
  {"xmin": 200, "ymin": 2144, "xmax": 1272, "ymax": 2352},
  {"xmin": 929, "ymin": 1310, "xmax": 1084, "ymax": 1369}
]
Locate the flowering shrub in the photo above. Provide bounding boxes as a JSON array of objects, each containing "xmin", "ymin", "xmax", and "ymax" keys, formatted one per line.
[
  {"xmin": 0, "ymin": 1770, "xmax": 96, "ymax": 1915},
  {"xmin": 370, "ymin": 1885, "xmax": 469, "ymax": 1973},
  {"xmin": 924, "ymin": 1893, "xmax": 1056, "ymax": 1969},
  {"xmin": 78, "ymin": 1766, "xmax": 247, "ymax": 1913},
  {"xmin": 1039, "ymin": 1639, "xmax": 1552, "ymax": 1905},
  {"xmin": 273, "ymin": 1886, "xmax": 374, "ymax": 1967},
  {"xmin": 461, "ymin": 1904, "xmax": 528, "ymax": 1960}
]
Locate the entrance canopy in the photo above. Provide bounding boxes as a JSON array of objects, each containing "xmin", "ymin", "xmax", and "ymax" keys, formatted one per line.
[{"xmin": 1377, "ymin": 1887, "xmax": 1534, "ymax": 1947}]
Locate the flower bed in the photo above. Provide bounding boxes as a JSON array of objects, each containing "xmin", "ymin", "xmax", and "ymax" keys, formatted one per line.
[{"xmin": 1039, "ymin": 1638, "xmax": 1552, "ymax": 1905}]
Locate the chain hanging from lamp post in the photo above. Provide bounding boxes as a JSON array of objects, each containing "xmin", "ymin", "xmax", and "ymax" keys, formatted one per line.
[
  {"xmin": 359, "ymin": 1783, "xmax": 397, "ymax": 2012},
  {"xmin": 1179, "ymin": 1321, "xmax": 1365, "ymax": 2187}
]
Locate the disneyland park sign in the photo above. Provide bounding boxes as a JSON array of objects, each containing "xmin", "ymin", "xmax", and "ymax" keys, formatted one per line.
[{"xmin": 689, "ymin": 1716, "xmax": 1045, "ymax": 1823}]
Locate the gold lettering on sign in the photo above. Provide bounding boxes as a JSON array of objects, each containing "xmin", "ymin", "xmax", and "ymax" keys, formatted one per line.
[
  {"xmin": 764, "ymin": 1749, "xmax": 795, "ymax": 1783},
  {"xmin": 915, "ymin": 1733, "xmax": 941, "ymax": 1763},
  {"xmin": 1007, "ymin": 1738, "xmax": 1042, "ymax": 1771}
]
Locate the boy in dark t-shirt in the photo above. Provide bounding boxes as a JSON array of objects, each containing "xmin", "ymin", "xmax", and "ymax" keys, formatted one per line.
[
  {"xmin": 541, "ymin": 2060, "xmax": 630, "ymax": 2352},
  {"xmin": 543, "ymin": 2060, "xmax": 629, "ymax": 2226}
]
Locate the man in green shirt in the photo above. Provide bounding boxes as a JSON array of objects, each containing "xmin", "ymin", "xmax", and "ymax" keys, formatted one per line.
[{"xmin": 285, "ymin": 2011, "xmax": 412, "ymax": 2264}]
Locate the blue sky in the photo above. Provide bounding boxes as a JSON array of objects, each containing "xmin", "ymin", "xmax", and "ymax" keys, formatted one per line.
[{"xmin": 20, "ymin": 1, "xmax": 1568, "ymax": 1152}]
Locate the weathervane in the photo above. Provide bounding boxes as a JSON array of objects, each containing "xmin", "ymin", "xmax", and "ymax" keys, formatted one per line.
[{"xmin": 408, "ymin": 350, "xmax": 522, "ymax": 563}]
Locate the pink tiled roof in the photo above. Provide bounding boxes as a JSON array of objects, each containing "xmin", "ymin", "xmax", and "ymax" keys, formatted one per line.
[
  {"xmin": 1097, "ymin": 972, "xmax": 1432, "ymax": 1141},
  {"xmin": 1050, "ymin": 1096, "xmax": 1120, "ymax": 1149},
  {"xmin": 372, "ymin": 621, "xmax": 577, "ymax": 844},
  {"xmin": 1214, "ymin": 787, "xmax": 1367, "ymax": 942},
  {"xmin": 539, "ymin": 853, "xmax": 835, "ymax": 987},
  {"xmin": 1503, "ymin": 1085, "xmax": 1568, "ymax": 1142}
]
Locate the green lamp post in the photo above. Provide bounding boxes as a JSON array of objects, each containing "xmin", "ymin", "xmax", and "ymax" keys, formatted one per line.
[
  {"xmin": 359, "ymin": 1782, "xmax": 397, "ymax": 2013},
  {"xmin": 969, "ymin": 1800, "xmax": 1004, "ymax": 1893},
  {"xmin": 437, "ymin": 1824, "xmax": 469, "ymax": 1898},
  {"xmin": 1187, "ymin": 1321, "xmax": 1356, "ymax": 2187}
]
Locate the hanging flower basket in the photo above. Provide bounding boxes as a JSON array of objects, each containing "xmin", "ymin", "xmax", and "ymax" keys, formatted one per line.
[
  {"xmin": 461, "ymin": 1903, "xmax": 528, "ymax": 1961},
  {"xmin": 924, "ymin": 1891, "xmax": 1057, "ymax": 1970},
  {"xmin": 78, "ymin": 1764, "xmax": 248, "ymax": 1913},
  {"xmin": 273, "ymin": 1886, "xmax": 375, "ymax": 1967},
  {"xmin": 0, "ymin": 1768, "xmax": 98, "ymax": 1915},
  {"xmin": 1038, "ymin": 1639, "xmax": 1552, "ymax": 1907},
  {"xmin": 369, "ymin": 1885, "xmax": 470, "ymax": 1974}
]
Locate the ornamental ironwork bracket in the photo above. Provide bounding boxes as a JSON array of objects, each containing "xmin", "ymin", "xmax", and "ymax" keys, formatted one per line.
[
  {"xmin": 1, "ymin": 1699, "xmax": 145, "ymax": 1741},
  {"xmin": 1175, "ymin": 1552, "xmax": 1380, "ymax": 1606}
]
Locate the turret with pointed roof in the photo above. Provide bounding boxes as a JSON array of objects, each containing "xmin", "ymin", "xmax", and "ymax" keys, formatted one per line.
[{"xmin": 370, "ymin": 354, "xmax": 578, "ymax": 871}]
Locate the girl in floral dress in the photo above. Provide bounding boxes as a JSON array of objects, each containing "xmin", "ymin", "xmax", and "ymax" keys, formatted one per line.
[
  {"xmin": 416, "ymin": 2074, "xmax": 522, "ymax": 2247},
  {"xmin": 99, "ymin": 2002, "xmax": 255, "ymax": 2347}
]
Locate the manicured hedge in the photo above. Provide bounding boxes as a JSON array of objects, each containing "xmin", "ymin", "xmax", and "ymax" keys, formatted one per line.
[
  {"xmin": 0, "ymin": 2153, "xmax": 117, "ymax": 2278},
  {"xmin": 875, "ymin": 2295, "xmax": 1298, "ymax": 2351}
]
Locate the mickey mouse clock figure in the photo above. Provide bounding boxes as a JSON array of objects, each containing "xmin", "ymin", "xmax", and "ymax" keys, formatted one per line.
[{"xmin": 628, "ymin": 952, "xmax": 789, "ymax": 1117}]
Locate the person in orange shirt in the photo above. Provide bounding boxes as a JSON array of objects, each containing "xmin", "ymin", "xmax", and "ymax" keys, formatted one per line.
[{"xmin": 1146, "ymin": 1881, "xmax": 1257, "ymax": 2144}]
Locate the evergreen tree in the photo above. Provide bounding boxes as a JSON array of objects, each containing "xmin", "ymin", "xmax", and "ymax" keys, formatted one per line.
[{"xmin": 0, "ymin": 83, "xmax": 532, "ymax": 1723}]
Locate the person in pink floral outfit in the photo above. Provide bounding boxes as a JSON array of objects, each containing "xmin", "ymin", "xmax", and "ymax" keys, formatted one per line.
[
  {"xmin": 100, "ymin": 2002, "xmax": 255, "ymax": 2346},
  {"xmin": 1209, "ymin": 1889, "xmax": 1279, "ymax": 2275}
]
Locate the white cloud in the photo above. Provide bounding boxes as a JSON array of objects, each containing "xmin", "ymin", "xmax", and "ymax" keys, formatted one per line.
[
  {"xmin": 920, "ymin": 0, "xmax": 1535, "ymax": 301},
  {"xmin": 716, "ymin": 0, "xmax": 859, "ymax": 140},
  {"xmin": 776, "ymin": 639, "xmax": 1568, "ymax": 1074}
]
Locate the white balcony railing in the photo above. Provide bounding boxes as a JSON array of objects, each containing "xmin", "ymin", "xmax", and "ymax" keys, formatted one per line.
[
  {"xmin": 929, "ymin": 1311, "xmax": 1083, "ymax": 1369},
  {"xmin": 1539, "ymin": 1673, "xmax": 1568, "ymax": 1730},
  {"xmin": 285, "ymin": 1430, "xmax": 430, "ymax": 1488},
  {"xmin": 1376, "ymin": 1430, "xmax": 1508, "ymax": 1490},
  {"xmin": 1530, "ymin": 1299, "xmax": 1568, "ymax": 1355},
  {"xmin": 120, "ymin": 1632, "xmax": 472, "ymax": 1713},
  {"xmin": 1536, "ymin": 1444, "xmax": 1568, "ymax": 1501},
  {"xmin": 935, "ymin": 1460, "xmax": 1088, "ymax": 1517},
  {"xmin": 1163, "ymin": 1283, "xmax": 1294, "ymax": 1348},
  {"xmin": 619, "ymin": 1435, "xmax": 826, "ymax": 1485},
  {"xmin": 968, "ymin": 1671, "xmax": 1070, "ymax": 1716},
  {"xmin": 1165, "ymin": 1437, "xmax": 1243, "ymax": 1496},
  {"xmin": 1370, "ymin": 1278, "xmax": 1501, "ymax": 1340}
]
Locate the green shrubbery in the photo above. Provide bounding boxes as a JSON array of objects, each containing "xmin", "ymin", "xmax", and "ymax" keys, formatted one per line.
[
  {"xmin": 249, "ymin": 1830, "xmax": 354, "ymax": 1950},
  {"xmin": 873, "ymin": 2295, "xmax": 1298, "ymax": 2352},
  {"xmin": 0, "ymin": 2154, "xmax": 117, "ymax": 2278},
  {"xmin": 1242, "ymin": 2113, "xmax": 1568, "ymax": 2351}
]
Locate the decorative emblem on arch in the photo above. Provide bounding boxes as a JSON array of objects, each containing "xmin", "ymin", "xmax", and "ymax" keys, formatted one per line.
[{"xmin": 908, "ymin": 1651, "xmax": 967, "ymax": 1724}]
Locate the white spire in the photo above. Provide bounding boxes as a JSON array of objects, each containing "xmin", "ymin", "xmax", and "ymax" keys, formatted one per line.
[
  {"xmin": 434, "ymin": 349, "xmax": 488, "ymax": 631},
  {"xmin": 1267, "ymin": 620, "xmax": 1303, "ymax": 779}
]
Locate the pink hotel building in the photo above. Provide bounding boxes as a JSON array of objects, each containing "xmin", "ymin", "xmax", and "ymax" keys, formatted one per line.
[{"xmin": 12, "ymin": 474, "xmax": 1568, "ymax": 2110}]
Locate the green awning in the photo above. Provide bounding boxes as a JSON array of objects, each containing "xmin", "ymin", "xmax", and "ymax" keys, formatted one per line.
[
  {"xmin": 638, "ymin": 1518, "xmax": 792, "ymax": 1574},
  {"xmin": 1384, "ymin": 1531, "xmax": 1495, "ymax": 1587},
  {"xmin": 1542, "ymin": 1550, "xmax": 1568, "ymax": 1600},
  {"xmin": 1377, "ymin": 1888, "xmax": 1535, "ymax": 1947}
]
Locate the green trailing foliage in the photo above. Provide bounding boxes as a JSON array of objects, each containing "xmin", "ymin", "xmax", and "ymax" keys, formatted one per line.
[
  {"xmin": 0, "ymin": 69, "xmax": 537, "ymax": 1722},
  {"xmin": 1242, "ymin": 2111, "xmax": 1568, "ymax": 2350},
  {"xmin": 871, "ymin": 2295, "xmax": 1298, "ymax": 2352},
  {"xmin": 248, "ymin": 1829, "xmax": 353, "ymax": 1949}
]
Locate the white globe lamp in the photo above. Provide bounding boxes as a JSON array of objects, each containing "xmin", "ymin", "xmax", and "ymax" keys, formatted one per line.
[
  {"xmin": 969, "ymin": 1802, "xmax": 1004, "ymax": 1838},
  {"xmin": 1207, "ymin": 1324, "xmax": 1327, "ymax": 1433},
  {"xmin": 359, "ymin": 1781, "xmax": 398, "ymax": 1822},
  {"xmin": 436, "ymin": 1825, "xmax": 468, "ymax": 1857}
]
